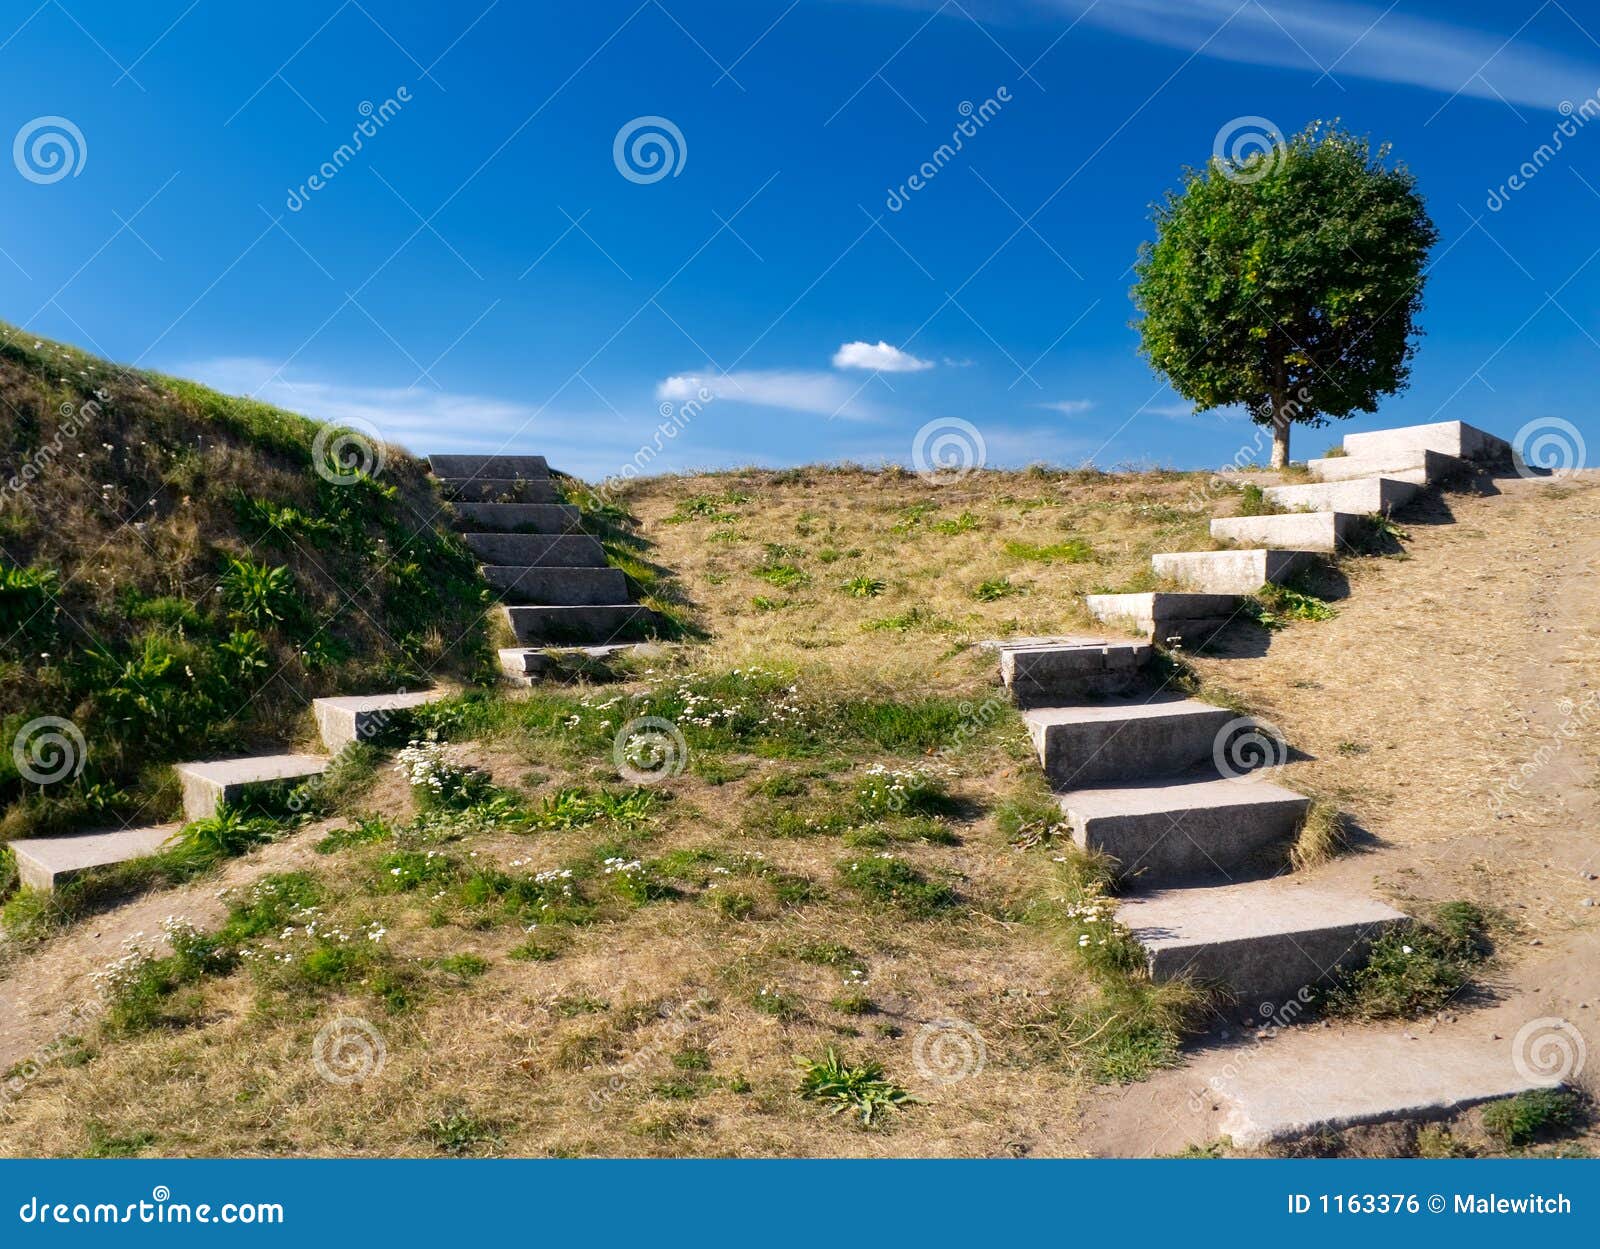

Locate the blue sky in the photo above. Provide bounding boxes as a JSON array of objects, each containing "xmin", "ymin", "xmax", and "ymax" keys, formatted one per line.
[{"xmin": 2, "ymin": 0, "xmax": 1597, "ymax": 478}]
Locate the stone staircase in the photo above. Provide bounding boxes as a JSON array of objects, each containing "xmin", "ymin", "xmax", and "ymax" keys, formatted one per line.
[
  {"xmin": 994, "ymin": 419, "xmax": 1552, "ymax": 1143},
  {"xmin": 8, "ymin": 451, "xmax": 653, "ymax": 892},
  {"xmin": 1088, "ymin": 419, "xmax": 1513, "ymax": 645},
  {"xmin": 9, "ymin": 689, "xmax": 450, "ymax": 891},
  {"xmin": 426, "ymin": 453, "xmax": 660, "ymax": 682}
]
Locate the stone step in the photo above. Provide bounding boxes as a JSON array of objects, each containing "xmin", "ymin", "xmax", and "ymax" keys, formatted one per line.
[
  {"xmin": 503, "ymin": 604, "xmax": 656, "ymax": 645},
  {"xmin": 1207, "ymin": 1027, "xmax": 1566, "ymax": 1147},
  {"xmin": 1341, "ymin": 419, "xmax": 1511, "ymax": 465},
  {"xmin": 1084, "ymin": 592, "xmax": 1241, "ymax": 647},
  {"xmin": 1117, "ymin": 878, "xmax": 1406, "ymax": 1010},
  {"xmin": 1306, "ymin": 448, "xmax": 1465, "ymax": 484},
  {"xmin": 482, "ymin": 566, "xmax": 629, "ymax": 605},
  {"xmin": 986, "ymin": 635, "xmax": 1153, "ymax": 707},
  {"xmin": 428, "ymin": 453, "xmax": 550, "ymax": 479},
  {"xmin": 1150, "ymin": 550, "xmax": 1317, "ymax": 596},
  {"xmin": 174, "ymin": 754, "xmax": 329, "ymax": 822},
  {"xmin": 1024, "ymin": 696, "xmax": 1236, "ymax": 787},
  {"xmin": 1210, "ymin": 511, "xmax": 1360, "ymax": 553},
  {"xmin": 1060, "ymin": 773, "xmax": 1310, "ymax": 886},
  {"xmin": 312, "ymin": 690, "xmax": 449, "ymax": 754},
  {"xmin": 1262, "ymin": 476, "xmax": 1418, "ymax": 515},
  {"xmin": 498, "ymin": 643, "xmax": 658, "ymax": 682},
  {"xmin": 449, "ymin": 503, "xmax": 583, "ymax": 533},
  {"xmin": 9, "ymin": 825, "xmax": 179, "ymax": 891},
  {"xmin": 463, "ymin": 533, "xmax": 607, "ymax": 567},
  {"xmin": 436, "ymin": 477, "xmax": 563, "ymax": 504}
]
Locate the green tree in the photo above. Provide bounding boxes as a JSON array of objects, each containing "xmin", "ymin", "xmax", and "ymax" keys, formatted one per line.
[{"xmin": 1131, "ymin": 121, "xmax": 1438, "ymax": 467}]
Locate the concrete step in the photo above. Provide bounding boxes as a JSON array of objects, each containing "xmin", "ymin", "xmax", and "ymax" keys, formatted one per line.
[
  {"xmin": 312, "ymin": 690, "xmax": 449, "ymax": 754},
  {"xmin": 1306, "ymin": 448, "xmax": 1465, "ymax": 485},
  {"xmin": 437, "ymin": 477, "xmax": 563, "ymax": 504},
  {"xmin": 985, "ymin": 635, "xmax": 1153, "ymax": 707},
  {"xmin": 1341, "ymin": 419, "xmax": 1511, "ymax": 465},
  {"xmin": 1117, "ymin": 878, "xmax": 1407, "ymax": 1010},
  {"xmin": 1150, "ymin": 549, "xmax": 1317, "ymax": 596},
  {"xmin": 503, "ymin": 604, "xmax": 656, "ymax": 645},
  {"xmin": 1262, "ymin": 476, "xmax": 1418, "ymax": 515},
  {"xmin": 1024, "ymin": 695, "xmax": 1236, "ymax": 787},
  {"xmin": 450, "ymin": 503, "xmax": 583, "ymax": 533},
  {"xmin": 498, "ymin": 643, "xmax": 659, "ymax": 682},
  {"xmin": 1210, "ymin": 512, "xmax": 1360, "ymax": 553},
  {"xmin": 1060, "ymin": 773, "xmax": 1310, "ymax": 886},
  {"xmin": 1084, "ymin": 592, "xmax": 1241, "ymax": 647},
  {"xmin": 1207, "ymin": 1027, "xmax": 1566, "ymax": 1147},
  {"xmin": 428, "ymin": 453, "xmax": 550, "ymax": 479},
  {"xmin": 174, "ymin": 754, "xmax": 329, "ymax": 822},
  {"xmin": 463, "ymin": 533, "xmax": 607, "ymax": 567},
  {"xmin": 482, "ymin": 566, "xmax": 629, "ymax": 605},
  {"xmin": 9, "ymin": 825, "xmax": 179, "ymax": 891}
]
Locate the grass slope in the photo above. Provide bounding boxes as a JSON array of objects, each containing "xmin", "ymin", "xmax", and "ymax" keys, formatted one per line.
[{"xmin": 0, "ymin": 326, "xmax": 493, "ymax": 841}]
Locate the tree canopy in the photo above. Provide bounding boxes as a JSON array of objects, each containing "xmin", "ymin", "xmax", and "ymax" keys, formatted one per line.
[{"xmin": 1131, "ymin": 121, "xmax": 1438, "ymax": 466}]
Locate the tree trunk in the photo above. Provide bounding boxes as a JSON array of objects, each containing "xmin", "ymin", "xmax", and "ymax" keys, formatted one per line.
[{"xmin": 1269, "ymin": 409, "xmax": 1291, "ymax": 468}]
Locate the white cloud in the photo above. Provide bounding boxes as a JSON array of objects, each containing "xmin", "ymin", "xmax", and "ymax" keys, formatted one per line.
[
  {"xmin": 179, "ymin": 356, "xmax": 633, "ymax": 477},
  {"xmin": 865, "ymin": 0, "xmax": 1600, "ymax": 108},
  {"xmin": 831, "ymin": 340, "xmax": 934, "ymax": 373},
  {"xmin": 658, "ymin": 368, "xmax": 883, "ymax": 420},
  {"xmin": 1037, "ymin": 399, "xmax": 1095, "ymax": 415}
]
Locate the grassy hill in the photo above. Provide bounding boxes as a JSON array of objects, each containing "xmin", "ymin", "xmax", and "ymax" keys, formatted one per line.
[
  {"xmin": 0, "ymin": 327, "xmax": 493, "ymax": 841},
  {"xmin": 5, "ymin": 331, "xmax": 1586, "ymax": 1159}
]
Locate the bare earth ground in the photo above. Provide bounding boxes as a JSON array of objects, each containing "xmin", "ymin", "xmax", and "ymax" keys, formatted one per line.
[
  {"xmin": 1084, "ymin": 472, "xmax": 1600, "ymax": 1154},
  {"xmin": 1, "ymin": 468, "xmax": 1596, "ymax": 1156}
]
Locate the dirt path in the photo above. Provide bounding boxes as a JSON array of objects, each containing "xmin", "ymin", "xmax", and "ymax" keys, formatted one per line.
[
  {"xmin": 0, "ymin": 831, "xmax": 324, "ymax": 1077},
  {"xmin": 1083, "ymin": 472, "xmax": 1600, "ymax": 1155}
]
